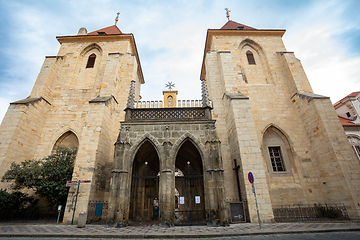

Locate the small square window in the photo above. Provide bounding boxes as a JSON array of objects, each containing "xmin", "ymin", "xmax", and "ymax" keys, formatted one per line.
[
  {"xmin": 268, "ymin": 147, "xmax": 286, "ymax": 172},
  {"xmin": 346, "ymin": 112, "xmax": 351, "ymax": 117}
]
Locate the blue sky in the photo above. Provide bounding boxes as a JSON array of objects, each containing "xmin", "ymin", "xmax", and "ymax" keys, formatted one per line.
[{"xmin": 0, "ymin": 0, "xmax": 359, "ymax": 122}]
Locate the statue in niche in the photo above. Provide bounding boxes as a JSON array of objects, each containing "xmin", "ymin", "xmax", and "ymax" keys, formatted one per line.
[{"xmin": 168, "ymin": 95, "xmax": 173, "ymax": 107}]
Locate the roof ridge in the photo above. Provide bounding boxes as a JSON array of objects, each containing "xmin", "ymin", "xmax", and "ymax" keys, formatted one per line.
[
  {"xmin": 220, "ymin": 20, "xmax": 257, "ymax": 30},
  {"xmin": 87, "ymin": 25, "xmax": 122, "ymax": 35}
]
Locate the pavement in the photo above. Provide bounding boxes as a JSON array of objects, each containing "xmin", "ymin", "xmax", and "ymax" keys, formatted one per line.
[{"xmin": 0, "ymin": 221, "xmax": 360, "ymax": 238}]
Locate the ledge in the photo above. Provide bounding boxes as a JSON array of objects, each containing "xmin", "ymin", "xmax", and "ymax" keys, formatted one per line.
[
  {"xmin": 223, "ymin": 92, "xmax": 249, "ymax": 100},
  {"xmin": 293, "ymin": 93, "xmax": 329, "ymax": 103},
  {"xmin": 89, "ymin": 95, "xmax": 118, "ymax": 104},
  {"xmin": 11, "ymin": 96, "xmax": 51, "ymax": 106}
]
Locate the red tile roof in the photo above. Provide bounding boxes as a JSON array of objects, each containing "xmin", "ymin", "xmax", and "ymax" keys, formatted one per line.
[
  {"xmin": 220, "ymin": 20, "xmax": 257, "ymax": 30},
  {"xmin": 338, "ymin": 116, "xmax": 360, "ymax": 126},
  {"xmin": 334, "ymin": 91, "xmax": 360, "ymax": 107},
  {"xmin": 87, "ymin": 25, "xmax": 122, "ymax": 35}
]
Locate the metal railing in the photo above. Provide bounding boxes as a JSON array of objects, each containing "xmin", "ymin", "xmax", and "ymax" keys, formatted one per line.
[{"xmin": 273, "ymin": 204, "xmax": 349, "ymax": 222}]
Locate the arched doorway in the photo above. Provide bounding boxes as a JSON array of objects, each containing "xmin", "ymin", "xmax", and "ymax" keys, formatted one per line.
[
  {"xmin": 175, "ymin": 139, "xmax": 206, "ymax": 225},
  {"xmin": 129, "ymin": 140, "xmax": 160, "ymax": 222}
]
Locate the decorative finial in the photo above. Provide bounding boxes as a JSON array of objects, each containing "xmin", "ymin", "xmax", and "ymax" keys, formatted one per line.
[
  {"xmin": 126, "ymin": 80, "xmax": 136, "ymax": 108},
  {"xmin": 115, "ymin": 12, "xmax": 120, "ymax": 26},
  {"xmin": 225, "ymin": 8, "xmax": 231, "ymax": 21},
  {"xmin": 165, "ymin": 82, "xmax": 175, "ymax": 91}
]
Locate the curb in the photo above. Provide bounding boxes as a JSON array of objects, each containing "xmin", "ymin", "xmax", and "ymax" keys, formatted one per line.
[{"xmin": 0, "ymin": 227, "xmax": 359, "ymax": 238}]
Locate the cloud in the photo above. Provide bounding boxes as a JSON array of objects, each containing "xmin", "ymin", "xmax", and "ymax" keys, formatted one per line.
[{"xmin": 0, "ymin": 0, "xmax": 359, "ymax": 122}]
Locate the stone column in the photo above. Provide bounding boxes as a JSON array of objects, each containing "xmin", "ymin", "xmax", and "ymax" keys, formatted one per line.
[
  {"xmin": 158, "ymin": 126, "xmax": 175, "ymax": 226},
  {"xmin": 204, "ymin": 123, "xmax": 228, "ymax": 226},
  {"xmin": 107, "ymin": 127, "xmax": 132, "ymax": 227}
]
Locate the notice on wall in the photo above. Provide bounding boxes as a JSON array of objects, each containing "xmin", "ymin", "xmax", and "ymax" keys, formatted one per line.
[
  {"xmin": 195, "ymin": 196, "xmax": 200, "ymax": 204},
  {"xmin": 179, "ymin": 196, "xmax": 185, "ymax": 204}
]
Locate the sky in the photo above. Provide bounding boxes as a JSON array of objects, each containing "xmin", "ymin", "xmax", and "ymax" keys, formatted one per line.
[{"xmin": 0, "ymin": 0, "xmax": 359, "ymax": 122}]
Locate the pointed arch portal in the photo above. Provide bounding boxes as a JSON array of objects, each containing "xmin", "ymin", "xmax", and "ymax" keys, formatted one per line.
[
  {"xmin": 175, "ymin": 139, "xmax": 206, "ymax": 225},
  {"xmin": 129, "ymin": 140, "xmax": 160, "ymax": 222}
]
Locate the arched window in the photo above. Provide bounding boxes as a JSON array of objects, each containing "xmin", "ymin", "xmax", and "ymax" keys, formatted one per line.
[
  {"xmin": 246, "ymin": 50, "xmax": 256, "ymax": 65},
  {"xmin": 348, "ymin": 135, "xmax": 360, "ymax": 160},
  {"xmin": 53, "ymin": 131, "xmax": 79, "ymax": 151},
  {"xmin": 263, "ymin": 127, "xmax": 293, "ymax": 175},
  {"xmin": 86, "ymin": 53, "xmax": 96, "ymax": 68}
]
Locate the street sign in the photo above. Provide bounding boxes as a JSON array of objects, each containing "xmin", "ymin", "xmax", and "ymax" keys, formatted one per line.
[
  {"xmin": 66, "ymin": 181, "xmax": 77, "ymax": 187},
  {"xmin": 248, "ymin": 172, "xmax": 254, "ymax": 183},
  {"xmin": 81, "ymin": 180, "xmax": 91, "ymax": 183},
  {"xmin": 248, "ymin": 172, "xmax": 261, "ymax": 229}
]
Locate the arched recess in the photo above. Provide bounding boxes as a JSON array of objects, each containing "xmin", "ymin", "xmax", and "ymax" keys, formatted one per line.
[
  {"xmin": 238, "ymin": 39, "xmax": 272, "ymax": 85},
  {"xmin": 174, "ymin": 138, "xmax": 206, "ymax": 225},
  {"xmin": 52, "ymin": 131, "xmax": 79, "ymax": 151},
  {"xmin": 262, "ymin": 125, "xmax": 295, "ymax": 176},
  {"xmin": 129, "ymin": 139, "xmax": 160, "ymax": 222},
  {"xmin": 73, "ymin": 43, "xmax": 103, "ymax": 89},
  {"xmin": 347, "ymin": 134, "xmax": 360, "ymax": 160}
]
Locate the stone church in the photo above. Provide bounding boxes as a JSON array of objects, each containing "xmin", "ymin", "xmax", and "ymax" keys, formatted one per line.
[{"xmin": 0, "ymin": 18, "xmax": 360, "ymax": 225}]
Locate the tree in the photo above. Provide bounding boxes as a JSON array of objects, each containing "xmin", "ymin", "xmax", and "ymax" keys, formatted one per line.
[
  {"xmin": 0, "ymin": 189, "xmax": 38, "ymax": 220},
  {"xmin": 1, "ymin": 148, "xmax": 76, "ymax": 208}
]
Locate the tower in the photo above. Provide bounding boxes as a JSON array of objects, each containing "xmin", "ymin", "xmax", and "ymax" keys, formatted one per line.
[
  {"xmin": 0, "ymin": 24, "xmax": 144, "ymax": 223},
  {"xmin": 201, "ymin": 20, "xmax": 360, "ymax": 221}
]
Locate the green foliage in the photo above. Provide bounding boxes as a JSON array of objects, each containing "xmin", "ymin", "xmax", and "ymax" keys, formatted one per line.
[
  {"xmin": 1, "ymin": 148, "xmax": 76, "ymax": 207},
  {"xmin": 0, "ymin": 189, "xmax": 38, "ymax": 220}
]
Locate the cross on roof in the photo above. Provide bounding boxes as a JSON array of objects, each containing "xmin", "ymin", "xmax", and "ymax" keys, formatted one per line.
[{"xmin": 165, "ymin": 82, "xmax": 175, "ymax": 91}]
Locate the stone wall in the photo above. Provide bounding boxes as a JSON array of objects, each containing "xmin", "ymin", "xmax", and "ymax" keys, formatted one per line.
[
  {"xmin": 0, "ymin": 34, "xmax": 143, "ymax": 224},
  {"xmin": 203, "ymin": 31, "xmax": 360, "ymax": 221}
]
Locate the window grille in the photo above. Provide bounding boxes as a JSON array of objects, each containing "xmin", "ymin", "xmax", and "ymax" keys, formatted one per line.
[{"xmin": 268, "ymin": 146, "xmax": 286, "ymax": 172}]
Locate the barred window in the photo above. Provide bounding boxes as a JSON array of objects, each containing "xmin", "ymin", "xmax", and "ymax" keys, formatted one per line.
[
  {"xmin": 268, "ymin": 146, "xmax": 286, "ymax": 172},
  {"xmin": 246, "ymin": 50, "xmax": 256, "ymax": 65},
  {"xmin": 86, "ymin": 53, "xmax": 96, "ymax": 68}
]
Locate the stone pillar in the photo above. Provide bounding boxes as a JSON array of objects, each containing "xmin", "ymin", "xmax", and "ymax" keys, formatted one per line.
[
  {"xmin": 158, "ymin": 127, "xmax": 175, "ymax": 226},
  {"xmin": 107, "ymin": 127, "xmax": 132, "ymax": 226},
  {"xmin": 204, "ymin": 123, "xmax": 228, "ymax": 226}
]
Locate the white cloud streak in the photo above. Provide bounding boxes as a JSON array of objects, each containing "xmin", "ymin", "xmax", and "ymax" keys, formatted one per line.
[{"xmin": 0, "ymin": 0, "xmax": 359, "ymax": 122}]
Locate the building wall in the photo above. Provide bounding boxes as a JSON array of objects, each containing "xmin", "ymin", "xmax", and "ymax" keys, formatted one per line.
[
  {"xmin": 0, "ymin": 35, "xmax": 142, "ymax": 223},
  {"xmin": 204, "ymin": 33, "xmax": 360, "ymax": 220}
]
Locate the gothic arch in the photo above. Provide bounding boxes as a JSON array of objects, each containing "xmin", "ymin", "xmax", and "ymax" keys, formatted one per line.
[
  {"xmin": 239, "ymin": 39, "xmax": 264, "ymax": 55},
  {"xmin": 129, "ymin": 136, "xmax": 160, "ymax": 221},
  {"xmin": 172, "ymin": 133, "xmax": 205, "ymax": 161},
  {"xmin": 52, "ymin": 130, "xmax": 79, "ymax": 151},
  {"xmin": 262, "ymin": 124, "xmax": 295, "ymax": 175},
  {"xmin": 73, "ymin": 43, "xmax": 103, "ymax": 89},
  {"xmin": 238, "ymin": 39, "xmax": 273, "ymax": 84},
  {"xmin": 129, "ymin": 133, "xmax": 162, "ymax": 163},
  {"xmin": 80, "ymin": 43, "xmax": 103, "ymax": 56}
]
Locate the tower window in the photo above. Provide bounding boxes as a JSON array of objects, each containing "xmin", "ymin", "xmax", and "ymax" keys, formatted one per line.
[
  {"xmin": 246, "ymin": 50, "xmax": 256, "ymax": 65},
  {"xmin": 268, "ymin": 146, "xmax": 286, "ymax": 172},
  {"xmin": 86, "ymin": 53, "xmax": 96, "ymax": 68}
]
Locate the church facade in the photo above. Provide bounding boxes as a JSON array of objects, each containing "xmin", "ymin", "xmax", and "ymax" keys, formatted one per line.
[{"xmin": 0, "ymin": 20, "xmax": 359, "ymax": 225}]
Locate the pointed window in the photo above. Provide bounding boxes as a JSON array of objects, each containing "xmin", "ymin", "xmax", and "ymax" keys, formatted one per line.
[
  {"xmin": 246, "ymin": 50, "xmax": 256, "ymax": 65},
  {"xmin": 86, "ymin": 53, "xmax": 96, "ymax": 68}
]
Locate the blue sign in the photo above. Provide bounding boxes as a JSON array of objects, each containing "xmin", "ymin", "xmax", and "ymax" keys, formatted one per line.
[{"xmin": 248, "ymin": 172, "xmax": 254, "ymax": 183}]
